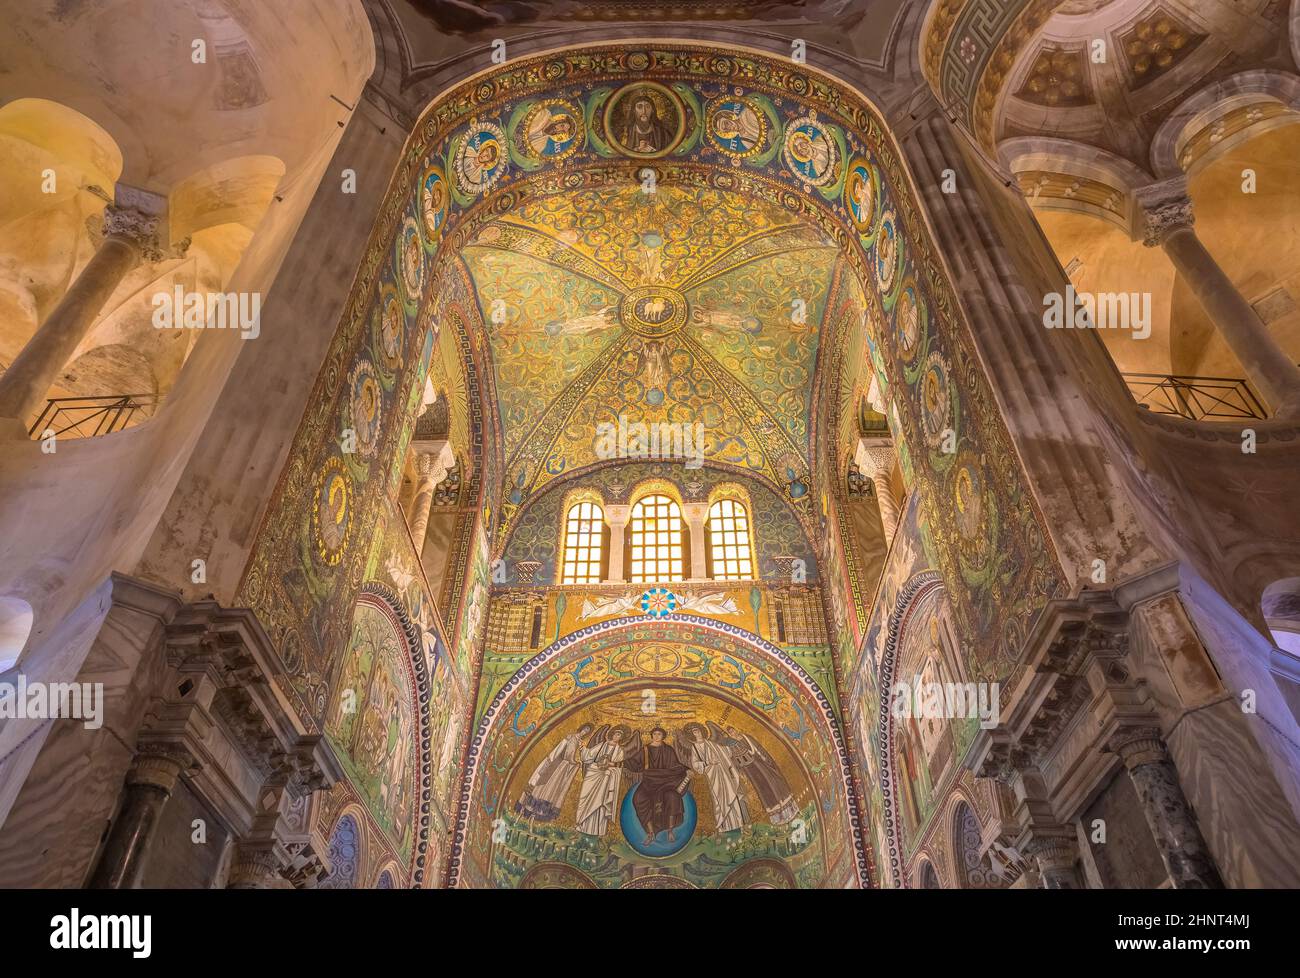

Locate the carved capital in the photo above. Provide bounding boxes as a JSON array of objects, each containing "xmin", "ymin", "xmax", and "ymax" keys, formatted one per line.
[
  {"xmin": 1106, "ymin": 724, "xmax": 1169, "ymax": 768},
  {"xmin": 1134, "ymin": 180, "xmax": 1195, "ymax": 247},
  {"xmin": 604, "ymin": 504, "xmax": 631, "ymax": 528},
  {"xmin": 127, "ymin": 742, "xmax": 196, "ymax": 792},
  {"xmin": 854, "ymin": 439, "xmax": 895, "ymax": 479}
]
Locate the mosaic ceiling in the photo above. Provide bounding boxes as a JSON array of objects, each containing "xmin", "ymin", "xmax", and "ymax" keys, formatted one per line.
[{"xmin": 459, "ymin": 184, "xmax": 838, "ymax": 510}]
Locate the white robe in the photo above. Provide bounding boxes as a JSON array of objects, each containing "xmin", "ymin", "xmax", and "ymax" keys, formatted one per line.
[
  {"xmin": 521, "ymin": 734, "xmax": 581, "ymax": 816},
  {"xmin": 691, "ymin": 739, "xmax": 747, "ymax": 832},
  {"xmin": 575, "ymin": 740, "xmax": 625, "ymax": 836}
]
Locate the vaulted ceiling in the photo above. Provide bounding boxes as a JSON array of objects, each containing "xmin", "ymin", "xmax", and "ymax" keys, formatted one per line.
[{"xmin": 458, "ymin": 184, "xmax": 838, "ymax": 505}]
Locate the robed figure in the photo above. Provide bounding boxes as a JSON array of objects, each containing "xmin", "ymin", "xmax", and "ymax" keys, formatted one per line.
[
  {"xmin": 623, "ymin": 727, "xmax": 692, "ymax": 844},
  {"xmin": 516, "ymin": 723, "xmax": 592, "ymax": 822}
]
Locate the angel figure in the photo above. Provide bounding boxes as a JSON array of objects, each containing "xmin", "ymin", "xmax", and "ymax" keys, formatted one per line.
[
  {"xmin": 685, "ymin": 722, "xmax": 748, "ymax": 833},
  {"xmin": 574, "ymin": 724, "xmax": 632, "ymax": 837}
]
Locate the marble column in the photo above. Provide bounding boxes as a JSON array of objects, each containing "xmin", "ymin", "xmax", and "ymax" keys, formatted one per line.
[
  {"xmin": 605, "ymin": 505, "xmax": 630, "ymax": 583},
  {"xmin": 407, "ymin": 440, "xmax": 455, "ymax": 555},
  {"xmin": 1107, "ymin": 725, "xmax": 1224, "ymax": 888},
  {"xmin": 683, "ymin": 502, "xmax": 709, "ymax": 580},
  {"xmin": 0, "ymin": 191, "xmax": 172, "ymax": 431},
  {"xmin": 854, "ymin": 440, "xmax": 900, "ymax": 540},
  {"xmin": 1136, "ymin": 179, "xmax": 1300, "ymax": 419},
  {"xmin": 86, "ymin": 743, "xmax": 193, "ymax": 889}
]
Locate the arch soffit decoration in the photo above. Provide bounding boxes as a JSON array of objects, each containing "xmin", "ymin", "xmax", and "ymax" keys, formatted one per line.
[
  {"xmin": 448, "ymin": 612, "xmax": 871, "ymax": 887},
  {"xmin": 1149, "ymin": 69, "xmax": 1300, "ymax": 178},
  {"xmin": 876, "ymin": 569, "xmax": 944, "ymax": 888},
  {"xmin": 326, "ymin": 583, "xmax": 437, "ymax": 887}
]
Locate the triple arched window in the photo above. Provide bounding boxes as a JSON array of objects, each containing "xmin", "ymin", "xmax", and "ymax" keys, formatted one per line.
[{"xmin": 558, "ymin": 486, "xmax": 756, "ymax": 585}]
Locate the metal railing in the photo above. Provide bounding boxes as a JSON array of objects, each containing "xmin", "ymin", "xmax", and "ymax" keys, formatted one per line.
[
  {"xmin": 1122, "ymin": 373, "xmax": 1267, "ymax": 421},
  {"xmin": 28, "ymin": 394, "xmax": 157, "ymax": 439}
]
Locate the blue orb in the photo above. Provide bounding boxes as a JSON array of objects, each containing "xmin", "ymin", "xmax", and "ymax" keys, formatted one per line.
[
  {"xmin": 646, "ymin": 387, "xmax": 665, "ymax": 407},
  {"xmin": 620, "ymin": 787, "xmax": 697, "ymax": 858}
]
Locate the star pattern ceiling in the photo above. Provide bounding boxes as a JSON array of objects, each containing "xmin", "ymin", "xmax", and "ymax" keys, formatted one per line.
[{"xmin": 460, "ymin": 184, "xmax": 839, "ymax": 522}]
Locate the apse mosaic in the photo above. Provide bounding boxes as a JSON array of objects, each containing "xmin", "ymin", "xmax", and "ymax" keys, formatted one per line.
[{"xmin": 454, "ymin": 618, "xmax": 866, "ymax": 888}]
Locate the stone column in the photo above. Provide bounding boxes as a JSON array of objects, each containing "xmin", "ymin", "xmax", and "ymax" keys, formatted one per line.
[
  {"xmin": 1136, "ymin": 179, "xmax": 1300, "ymax": 418},
  {"xmin": 682, "ymin": 502, "xmax": 709, "ymax": 580},
  {"xmin": 86, "ymin": 743, "xmax": 194, "ymax": 889},
  {"xmin": 407, "ymin": 440, "xmax": 455, "ymax": 555},
  {"xmin": 0, "ymin": 189, "xmax": 173, "ymax": 431},
  {"xmin": 1107, "ymin": 725, "xmax": 1224, "ymax": 888},
  {"xmin": 605, "ymin": 505, "xmax": 630, "ymax": 583},
  {"xmin": 854, "ymin": 440, "xmax": 900, "ymax": 540}
]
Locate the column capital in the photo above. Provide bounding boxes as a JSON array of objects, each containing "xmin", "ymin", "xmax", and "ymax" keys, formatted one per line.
[
  {"xmin": 1106, "ymin": 724, "xmax": 1169, "ymax": 768},
  {"xmin": 604, "ymin": 504, "xmax": 630, "ymax": 527},
  {"xmin": 854, "ymin": 438, "xmax": 895, "ymax": 478},
  {"xmin": 126, "ymin": 742, "xmax": 197, "ymax": 792},
  {"xmin": 1132, "ymin": 178, "xmax": 1194, "ymax": 247},
  {"xmin": 681, "ymin": 501, "xmax": 709, "ymax": 523},
  {"xmin": 101, "ymin": 184, "xmax": 187, "ymax": 262}
]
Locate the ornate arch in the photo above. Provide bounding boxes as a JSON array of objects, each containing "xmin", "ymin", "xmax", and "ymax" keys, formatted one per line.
[
  {"xmin": 449, "ymin": 613, "xmax": 871, "ymax": 888},
  {"xmin": 876, "ymin": 569, "xmax": 944, "ymax": 887},
  {"xmin": 322, "ymin": 583, "xmax": 436, "ymax": 887}
]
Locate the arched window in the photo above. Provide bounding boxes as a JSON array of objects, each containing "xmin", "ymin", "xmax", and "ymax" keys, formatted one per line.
[
  {"xmin": 561, "ymin": 500, "xmax": 605, "ymax": 584},
  {"xmin": 629, "ymin": 494, "xmax": 683, "ymax": 583},
  {"xmin": 707, "ymin": 498, "xmax": 754, "ymax": 581}
]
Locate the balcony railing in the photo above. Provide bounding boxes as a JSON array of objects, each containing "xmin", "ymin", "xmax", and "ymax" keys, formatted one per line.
[
  {"xmin": 28, "ymin": 394, "xmax": 157, "ymax": 439},
  {"xmin": 1121, "ymin": 373, "xmax": 1267, "ymax": 421}
]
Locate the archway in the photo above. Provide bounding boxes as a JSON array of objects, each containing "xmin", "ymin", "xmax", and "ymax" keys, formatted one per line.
[{"xmin": 453, "ymin": 614, "xmax": 866, "ymax": 888}]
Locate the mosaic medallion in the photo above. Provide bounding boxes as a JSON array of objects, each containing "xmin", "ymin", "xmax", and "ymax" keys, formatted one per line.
[
  {"xmin": 706, "ymin": 94, "xmax": 767, "ymax": 160},
  {"xmin": 640, "ymin": 588, "xmax": 678, "ymax": 618},
  {"xmin": 844, "ymin": 157, "xmax": 878, "ymax": 232},
  {"xmin": 895, "ymin": 282, "xmax": 924, "ymax": 361},
  {"xmin": 454, "ymin": 121, "xmax": 507, "ymax": 195},
  {"xmin": 347, "ymin": 360, "xmax": 383, "ymax": 458},
  {"xmin": 782, "ymin": 115, "xmax": 839, "ymax": 187},
  {"xmin": 518, "ymin": 99, "xmax": 582, "ymax": 162},
  {"xmin": 312, "ymin": 456, "xmax": 353, "ymax": 565},
  {"xmin": 398, "ymin": 216, "xmax": 425, "ymax": 300},
  {"xmin": 604, "ymin": 82, "xmax": 687, "ymax": 159},
  {"xmin": 620, "ymin": 285, "xmax": 688, "ymax": 338},
  {"xmin": 875, "ymin": 209, "xmax": 900, "ymax": 294},
  {"xmin": 419, "ymin": 163, "xmax": 448, "ymax": 243},
  {"xmin": 377, "ymin": 289, "xmax": 404, "ymax": 370},
  {"xmin": 920, "ymin": 351, "xmax": 954, "ymax": 448}
]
